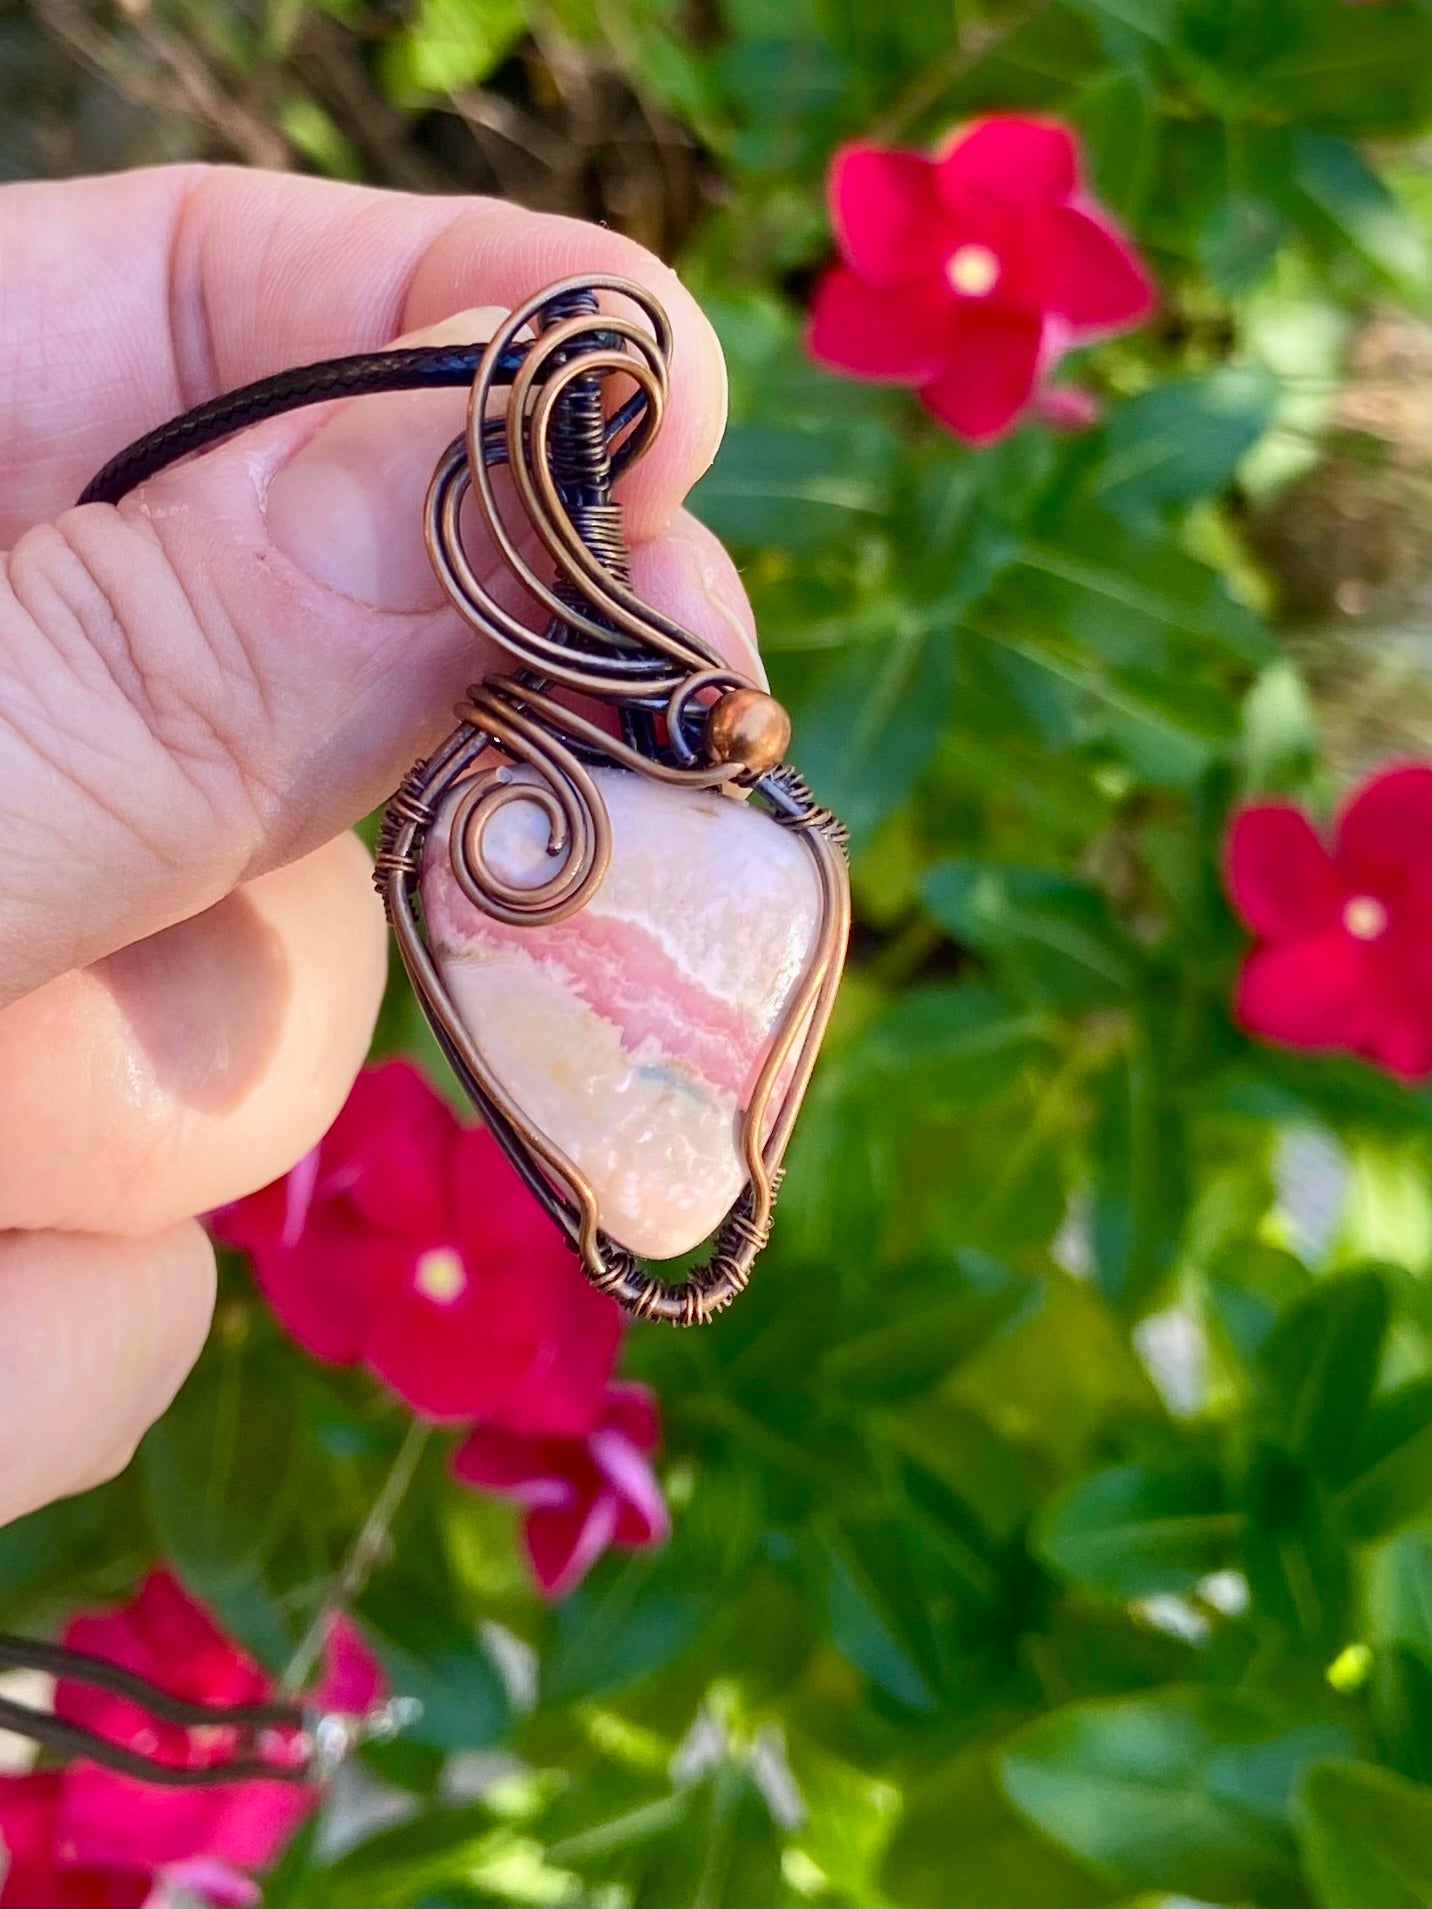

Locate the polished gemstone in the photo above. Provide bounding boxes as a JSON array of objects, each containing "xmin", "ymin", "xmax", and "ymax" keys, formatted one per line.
[{"xmin": 421, "ymin": 765, "xmax": 823, "ymax": 1259}]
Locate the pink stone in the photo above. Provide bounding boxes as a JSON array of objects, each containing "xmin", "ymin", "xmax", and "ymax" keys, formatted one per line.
[{"xmin": 421, "ymin": 766, "xmax": 824, "ymax": 1260}]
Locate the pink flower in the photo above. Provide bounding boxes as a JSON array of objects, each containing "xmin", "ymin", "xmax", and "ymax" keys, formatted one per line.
[
  {"xmin": 0, "ymin": 1773, "xmax": 146, "ymax": 1907},
  {"xmin": 453, "ymin": 1382, "xmax": 669, "ymax": 1598},
  {"xmin": 807, "ymin": 115, "xmax": 1154, "ymax": 443},
  {"xmin": 54, "ymin": 1571, "xmax": 382, "ymax": 1881},
  {"xmin": 212, "ymin": 1061, "xmax": 622, "ymax": 1431},
  {"xmin": 0, "ymin": 1573, "xmax": 383, "ymax": 1907},
  {"xmin": 1035, "ymin": 383, "xmax": 1102, "ymax": 433},
  {"xmin": 1225, "ymin": 763, "xmax": 1432, "ymax": 1080}
]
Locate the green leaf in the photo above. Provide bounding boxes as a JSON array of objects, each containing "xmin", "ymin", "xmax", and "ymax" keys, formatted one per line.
[
  {"xmin": 885, "ymin": 1747, "xmax": 1107, "ymax": 1909},
  {"xmin": 862, "ymin": 984, "xmax": 1053, "ymax": 1114},
  {"xmin": 1374, "ymin": 1646, "xmax": 1432, "ymax": 1789},
  {"xmin": 359, "ymin": 1572, "xmax": 508, "ymax": 1753},
  {"xmin": 300, "ymin": 1805, "xmax": 504, "ymax": 1909},
  {"xmin": 140, "ymin": 1343, "xmax": 306, "ymax": 1604},
  {"xmin": 920, "ymin": 861, "xmax": 1134, "ymax": 1010},
  {"xmin": 816, "ymin": 1272, "xmax": 1027, "ymax": 1403},
  {"xmin": 1241, "ymin": 1445, "xmax": 1351, "ymax": 1650},
  {"xmin": 543, "ymin": 1554, "xmax": 706, "ymax": 1705},
  {"xmin": 631, "ymin": 1762, "xmax": 787, "ymax": 1909},
  {"xmin": 793, "ymin": 626, "xmax": 952, "ymax": 846},
  {"xmin": 1093, "ymin": 369, "xmax": 1279, "ymax": 526},
  {"xmin": 1089, "ymin": 1032, "xmax": 1188, "ymax": 1315},
  {"xmin": 818, "ymin": 1517, "xmax": 954, "ymax": 1712},
  {"xmin": 952, "ymin": 1270, "xmax": 1162, "ymax": 1472},
  {"xmin": 380, "ymin": 0, "xmax": 525, "ymax": 98},
  {"xmin": 1293, "ymin": 132, "xmax": 1430, "ymax": 300},
  {"xmin": 0, "ymin": 1480, "xmax": 142, "ymax": 1624},
  {"xmin": 1256, "ymin": 2, "xmax": 1432, "ymax": 134},
  {"xmin": 1241, "ymin": 659, "xmax": 1320, "ymax": 797},
  {"xmin": 1036, "ymin": 1463, "xmax": 1240, "ymax": 1598},
  {"xmin": 1338, "ymin": 1378, "xmax": 1432, "ymax": 1542},
  {"xmin": 1204, "ymin": 1241, "xmax": 1313, "ymax": 1370},
  {"xmin": 1298, "ymin": 1760, "xmax": 1432, "ymax": 1909},
  {"xmin": 689, "ymin": 419, "xmax": 891, "ymax": 552},
  {"xmin": 1255, "ymin": 1270, "xmax": 1390, "ymax": 1476},
  {"xmin": 1012, "ymin": 504, "xmax": 1275, "ymax": 670},
  {"xmin": 1370, "ymin": 1528, "xmax": 1432, "ymax": 1661},
  {"xmin": 1001, "ymin": 1687, "xmax": 1354, "ymax": 1904}
]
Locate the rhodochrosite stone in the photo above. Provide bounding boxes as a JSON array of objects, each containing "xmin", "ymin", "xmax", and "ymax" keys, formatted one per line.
[{"xmin": 421, "ymin": 766, "xmax": 823, "ymax": 1259}]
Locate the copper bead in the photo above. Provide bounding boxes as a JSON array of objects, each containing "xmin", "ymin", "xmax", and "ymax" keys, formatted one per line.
[{"xmin": 706, "ymin": 688, "xmax": 792, "ymax": 775}]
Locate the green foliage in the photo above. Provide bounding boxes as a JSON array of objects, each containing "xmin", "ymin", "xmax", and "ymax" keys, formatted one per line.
[{"xmin": 11, "ymin": 0, "xmax": 1432, "ymax": 1903}]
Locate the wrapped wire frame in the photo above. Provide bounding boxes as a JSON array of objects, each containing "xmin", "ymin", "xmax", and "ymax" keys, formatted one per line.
[{"xmin": 373, "ymin": 278, "xmax": 850, "ymax": 1324}]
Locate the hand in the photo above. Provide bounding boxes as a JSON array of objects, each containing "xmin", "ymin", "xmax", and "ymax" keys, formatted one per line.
[{"xmin": 0, "ymin": 165, "xmax": 756, "ymax": 1526}]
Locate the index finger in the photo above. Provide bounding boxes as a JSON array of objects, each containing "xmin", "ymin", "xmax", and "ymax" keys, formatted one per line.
[{"xmin": 0, "ymin": 164, "xmax": 727, "ymax": 545}]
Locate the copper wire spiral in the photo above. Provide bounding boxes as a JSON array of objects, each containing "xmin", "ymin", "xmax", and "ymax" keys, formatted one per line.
[{"xmin": 380, "ymin": 275, "xmax": 850, "ymax": 1323}]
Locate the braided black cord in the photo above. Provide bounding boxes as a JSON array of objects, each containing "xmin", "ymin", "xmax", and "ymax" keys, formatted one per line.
[{"xmin": 78, "ymin": 341, "xmax": 529, "ymax": 507}]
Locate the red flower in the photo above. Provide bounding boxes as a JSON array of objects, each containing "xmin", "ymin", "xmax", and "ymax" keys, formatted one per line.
[
  {"xmin": 0, "ymin": 1572, "xmax": 382, "ymax": 1908},
  {"xmin": 213, "ymin": 1061, "xmax": 622, "ymax": 1431},
  {"xmin": 0, "ymin": 1774, "xmax": 146, "ymax": 1907},
  {"xmin": 807, "ymin": 115, "xmax": 1154, "ymax": 443},
  {"xmin": 453, "ymin": 1382, "xmax": 668, "ymax": 1598},
  {"xmin": 1225, "ymin": 763, "xmax": 1432, "ymax": 1081}
]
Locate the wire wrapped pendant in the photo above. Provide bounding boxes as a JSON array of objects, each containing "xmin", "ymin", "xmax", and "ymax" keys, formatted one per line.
[{"xmin": 373, "ymin": 276, "xmax": 850, "ymax": 1324}]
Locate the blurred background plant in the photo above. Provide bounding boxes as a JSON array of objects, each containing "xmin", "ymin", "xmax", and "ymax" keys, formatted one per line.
[{"xmin": 11, "ymin": 1, "xmax": 1432, "ymax": 1905}]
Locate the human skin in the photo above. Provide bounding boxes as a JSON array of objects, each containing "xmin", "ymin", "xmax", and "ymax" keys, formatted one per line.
[{"xmin": 0, "ymin": 165, "xmax": 759, "ymax": 1525}]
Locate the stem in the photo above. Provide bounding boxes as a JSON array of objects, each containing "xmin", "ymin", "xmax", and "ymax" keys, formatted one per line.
[
  {"xmin": 281, "ymin": 1419, "xmax": 432, "ymax": 1693},
  {"xmin": 870, "ymin": 2, "xmax": 1048, "ymax": 143}
]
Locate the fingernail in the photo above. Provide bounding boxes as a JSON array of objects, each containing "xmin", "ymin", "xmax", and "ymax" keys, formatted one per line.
[{"xmin": 266, "ymin": 308, "xmax": 504, "ymax": 611}]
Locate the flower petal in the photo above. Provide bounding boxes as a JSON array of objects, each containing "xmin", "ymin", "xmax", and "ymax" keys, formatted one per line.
[
  {"xmin": 1036, "ymin": 383, "xmax": 1101, "ymax": 432},
  {"xmin": 525, "ymin": 1494, "xmax": 620, "ymax": 1599},
  {"xmin": 937, "ymin": 116, "xmax": 1078, "ymax": 213},
  {"xmin": 451, "ymin": 1126, "xmax": 623, "ymax": 1438},
  {"xmin": 145, "ymin": 1859, "xmax": 262, "ymax": 1909},
  {"xmin": 1224, "ymin": 804, "xmax": 1342, "ymax": 943},
  {"xmin": 0, "ymin": 1772, "xmax": 148, "ymax": 1908},
  {"xmin": 590, "ymin": 1430, "xmax": 669, "ymax": 1548},
  {"xmin": 59, "ymin": 1767, "xmax": 302, "ymax": 1876},
  {"xmin": 1036, "ymin": 205, "xmax": 1156, "ymax": 334},
  {"xmin": 364, "ymin": 1259, "xmax": 547, "ymax": 1423},
  {"xmin": 1360, "ymin": 998, "xmax": 1432, "ymax": 1083},
  {"xmin": 316, "ymin": 1616, "xmax": 386, "ymax": 1717},
  {"xmin": 1233, "ymin": 933, "xmax": 1370, "ymax": 1053},
  {"xmin": 452, "ymin": 1421, "xmax": 584, "ymax": 1505},
  {"xmin": 323, "ymin": 1060, "xmax": 456, "ymax": 1241},
  {"xmin": 828, "ymin": 143, "xmax": 948, "ymax": 286},
  {"xmin": 807, "ymin": 267, "xmax": 954, "ymax": 385},
  {"xmin": 600, "ymin": 1381, "xmax": 662, "ymax": 1453},
  {"xmin": 250, "ymin": 1214, "xmax": 406, "ymax": 1365},
  {"xmin": 1336, "ymin": 763, "xmax": 1432, "ymax": 897},
  {"xmin": 918, "ymin": 307, "xmax": 1044, "ymax": 443}
]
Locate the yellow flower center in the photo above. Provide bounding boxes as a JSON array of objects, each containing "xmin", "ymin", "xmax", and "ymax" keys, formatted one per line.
[
  {"xmin": 946, "ymin": 243, "xmax": 1001, "ymax": 298},
  {"xmin": 414, "ymin": 1246, "xmax": 467, "ymax": 1304},
  {"xmin": 1342, "ymin": 895, "xmax": 1388, "ymax": 942}
]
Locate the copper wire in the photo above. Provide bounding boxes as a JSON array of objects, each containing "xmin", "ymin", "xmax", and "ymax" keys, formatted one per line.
[{"xmin": 382, "ymin": 275, "xmax": 851, "ymax": 1323}]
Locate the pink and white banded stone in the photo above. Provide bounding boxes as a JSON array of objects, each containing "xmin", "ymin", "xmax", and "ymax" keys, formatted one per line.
[{"xmin": 421, "ymin": 767, "xmax": 823, "ymax": 1260}]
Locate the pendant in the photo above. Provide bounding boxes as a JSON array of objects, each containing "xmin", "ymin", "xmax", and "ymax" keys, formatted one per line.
[{"xmin": 375, "ymin": 276, "xmax": 850, "ymax": 1324}]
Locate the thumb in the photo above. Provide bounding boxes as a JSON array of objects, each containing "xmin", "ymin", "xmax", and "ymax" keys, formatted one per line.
[{"xmin": 0, "ymin": 307, "xmax": 755, "ymax": 1007}]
